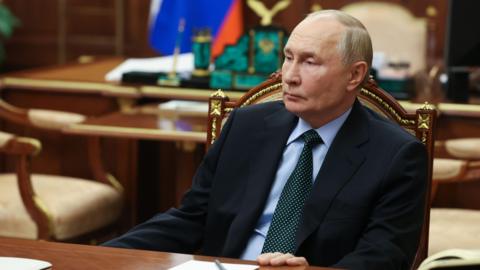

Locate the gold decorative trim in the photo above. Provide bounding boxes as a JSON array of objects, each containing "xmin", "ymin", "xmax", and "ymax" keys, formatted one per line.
[
  {"xmin": 210, "ymin": 89, "xmax": 226, "ymax": 98},
  {"xmin": 67, "ymin": 124, "xmax": 206, "ymax": 142},
  {"xmin": 32, "ymin": 195, "xmax": 55, "ymax": 237},
  {"xmin": 247, "ymin": 0, "xmax": 291, "ymax": 26},
  {"xmin": 192, "ymin": 69, "xmax": 210, "ymax": 77},
  {"xmin": 241, "ymin": 83, "xmax": 282, "ymax": 106},
  {"xmin": 224, "ymin": 108, "xmax": 234, "ymax": 113},
  {"xmin": 209, "ymin": 99, "xmax": 222, "ymax": 116},
  {"xmin": 1, "ymin": 77, "xmax": 138, "ymax": 97},
  {"xmin": 421, "ymin": 102, "xmax": 435, "ymax": 111},
  {"xmin": 360, "ymin": 88, "xmax": 415, "ymax": 125},
  {"xmin": 420, "ymin": 131, "xmax": 426, "ymax": 144},
  {"xmin": 211, "ymin": 117, "xmax": 218, "ymax": 144},
  {"xmin": 192, "ymin": 35, "xmax": 212, "ymax": 43},
  {"xmin": 417, "ymin": 114, "xmax": 430, "ymax": 129},
  {"xmin": 106, "ymin": 173, "xmax": 124, "ymax": 193}
]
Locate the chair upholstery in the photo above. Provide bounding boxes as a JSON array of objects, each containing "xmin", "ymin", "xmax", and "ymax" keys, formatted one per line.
[
  {"xmin": 429, "ymin": 209, "xmax": 480, "ymax": 255},
  {"xmin": 433, "ymin": 158, "xmax": 467, "ymax": 181},
  {"xmin": 0, "ymin": 99, "xmax": 123, "ymax": 242},
  {"xmin": 433, "ymin": 139, "xmax": 480, "ymax": 184},
  {"xmin": 206, "ymin": 76, "xmax": 437, "ymax": 269},
  {"xmin": 429, "ymin": 139, "xmax": 480, "ymax": 255},
  {"xmin": 0, "ymin": 173, "xmax": 121, "ymax": 240},
  {"xmin": 444, "ymin": 138, "xmax": 480, "ymax": 159},
  {"xmin": 340, "ymin": 2, "xmax": 427, "ymax": 74}
]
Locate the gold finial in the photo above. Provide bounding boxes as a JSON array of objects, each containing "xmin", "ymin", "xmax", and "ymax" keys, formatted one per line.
[
  {"xmin": 421, "ymin": 101, "xmax": 435, "ymax": 110},
  {"xmin": 311, "ymin": 3, "xmax": 322, "ymax": 12},
  {"xmin": 247, "ymin": 0, "xmax": 291, "ymax": 26},
  {"xmin": 426, "ymin": 5, "xmax": 437, "ymax": 17},
  {"xmin": 211, "ymin": 89, "xmax": 226, "ymax": 98}
]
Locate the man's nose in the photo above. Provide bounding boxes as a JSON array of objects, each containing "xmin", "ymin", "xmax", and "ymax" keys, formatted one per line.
[{"xmin": 282, "ymin": 62, "xmax": 300, "ymax": 85}]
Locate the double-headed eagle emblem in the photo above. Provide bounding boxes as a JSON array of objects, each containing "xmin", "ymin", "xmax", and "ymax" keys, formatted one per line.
[{"xmin": 247, "ymin": 0, "xmax": 291, "ymax": 26}]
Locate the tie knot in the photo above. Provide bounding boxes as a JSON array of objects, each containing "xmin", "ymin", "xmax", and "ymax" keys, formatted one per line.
[{"xmin": 302, "ymin": 129, "xmax": 322, "ymax": 148}]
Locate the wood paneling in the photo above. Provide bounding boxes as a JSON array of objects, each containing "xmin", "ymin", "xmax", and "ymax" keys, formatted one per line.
[
  {"xmin": 123, "ymin": 1, "xmax": 157, "ymax": 57},
  {"xmin": 2, "ymin": 0, "xmax": 59, "ymax": 69},
  {"xmin": 2, "ymin": 0, "xmax": 125, "ymax": 69}
]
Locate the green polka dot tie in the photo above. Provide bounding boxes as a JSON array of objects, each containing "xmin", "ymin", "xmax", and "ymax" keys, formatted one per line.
[{"xmin": 262, "ymin": 129, "xmax": 323, "ymax": 254}]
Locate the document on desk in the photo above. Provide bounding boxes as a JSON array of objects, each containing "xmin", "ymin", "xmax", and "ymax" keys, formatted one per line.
[
  {"xmin": 158, "ymin": 100, "xmax": 209, "ymax": 113},
  {"xmin": 169, "ymin": 260, "xmax": 258, "ymax": 270},
  {"xmin": 0, "ymin": 257, "xmax": 52, "ymax": 270},
  {"xmin": 105, "ymin": 53, "xmax": 194, "ymax": 82}
]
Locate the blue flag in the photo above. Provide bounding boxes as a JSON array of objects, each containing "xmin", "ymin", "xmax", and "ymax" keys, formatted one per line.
[{"xmin": 149, "ymin": 0, "xmax": 242, "ymax": 56}]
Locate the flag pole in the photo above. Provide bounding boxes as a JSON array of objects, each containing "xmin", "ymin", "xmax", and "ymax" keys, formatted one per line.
[
  {"xmin": 169, "ymin": 18, "xmax": 185, "ymax": 79},
  {"xmin": 159, "ymin": 18, "xmax": 185, "ymax": 86}
]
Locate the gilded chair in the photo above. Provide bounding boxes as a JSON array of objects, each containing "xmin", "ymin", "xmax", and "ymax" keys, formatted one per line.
[
  {"xmin": 0, "ymin": 99, "xmax": 123, "ymax": 242},
  {"xmin": 206, "ymin": 76, "xmax": 436, "ymax": 269}
]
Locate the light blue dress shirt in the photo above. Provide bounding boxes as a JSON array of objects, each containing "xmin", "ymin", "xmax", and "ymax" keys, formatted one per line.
[{"xmin": 240, "ymin": 108, "xmax": 352, "ymax": 260}]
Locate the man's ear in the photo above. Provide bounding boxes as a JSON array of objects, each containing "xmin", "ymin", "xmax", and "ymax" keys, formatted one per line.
[{"xmin": 346, "ymin": 61, "xmax": 368, "ymax": 92}]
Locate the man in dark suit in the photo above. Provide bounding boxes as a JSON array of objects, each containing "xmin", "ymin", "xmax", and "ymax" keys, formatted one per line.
[{"xmin": 104, "ymin": 10, "xmax": 427, "ymax": 270}]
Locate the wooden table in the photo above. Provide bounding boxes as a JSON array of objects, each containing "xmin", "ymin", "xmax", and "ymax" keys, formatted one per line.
[
  {"xmin": 0, "ymin": 57, "xmax": 244, "ymax": 102},
  {"xmin": 0, "ymin": 237, "xmax": 334, "ymax": 270}
]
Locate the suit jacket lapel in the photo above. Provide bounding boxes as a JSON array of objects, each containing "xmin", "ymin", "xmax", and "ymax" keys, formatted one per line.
[
  {"xmin": 296, "ymin": 100, "xmax": 369, "ymax": 249},
  {"xmin": 223, "ymin": 103, "xmax": 297, "ymax": 256}
]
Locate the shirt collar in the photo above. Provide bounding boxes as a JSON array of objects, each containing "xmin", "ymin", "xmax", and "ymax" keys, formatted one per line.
[{"xmin": 287, "ymin": 107, "xmax": 352, "ymax": 147}]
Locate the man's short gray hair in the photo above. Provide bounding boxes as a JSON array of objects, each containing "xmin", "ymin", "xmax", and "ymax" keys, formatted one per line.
[{"xmin": 307, "ymin": 10, "xmax": 373, "ymax": 83}]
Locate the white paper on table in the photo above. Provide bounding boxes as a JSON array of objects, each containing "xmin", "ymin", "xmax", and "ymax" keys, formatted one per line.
[
  {"xmin": 158, "ymin": 100, "xmax": 209, "ymax": 113},
  {"xmin": 105, "ymin": 53, "xmax": 194, "ymax": 82},
  {"xmin": 168, "ymin": 260, "xmax": 258, "ymax": 270},
  {"xmin": 0, "ymin": 257, "xmax": 52, "ymax": 270}
]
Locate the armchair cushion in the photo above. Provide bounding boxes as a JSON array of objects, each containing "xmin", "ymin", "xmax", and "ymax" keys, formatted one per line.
[
  {"xmin": 445, "ymin": 138, "xmax": 480, "ymax": 159},
  {"xmin": 0, "ymin": 131, "xmax": 14, "ymax": 146},
  {"xmin": 433, "ymin": 158, "xmax": 467, "ymax": 181},
  {"xmin": 429, "ymin": 208, "xmax": 480, "ymax": 255},
  {"xmin": 0, "ymin": 173, "xmax": 122, "ymax": 240},
  {"xmin": 27, "ymin": 109, "xmax": 85, "ymax": 130}
]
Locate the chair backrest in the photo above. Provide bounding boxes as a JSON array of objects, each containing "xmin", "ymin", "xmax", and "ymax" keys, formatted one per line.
[
  {"xmin": 0, "ymin": 99, "xmax": 120, "ymax": 190},
  {"xmin": 206, "ymin": 76, "xmax": 437, "ymax": 269},
  {"xmin": 340, "ymin": 2, "xmax": 429, "ymax": 74}
]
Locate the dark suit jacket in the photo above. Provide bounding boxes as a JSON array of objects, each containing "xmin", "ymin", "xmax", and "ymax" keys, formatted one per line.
[{"xmin": 104, "ymin": 100, "xmax": 428, "ymax": 270}]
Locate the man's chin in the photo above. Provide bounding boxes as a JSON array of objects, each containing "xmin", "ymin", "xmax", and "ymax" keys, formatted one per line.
[{"xmin": 284, "ymin": 101, "xmax": 304, "ymax": 116}]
